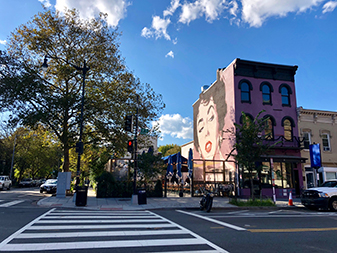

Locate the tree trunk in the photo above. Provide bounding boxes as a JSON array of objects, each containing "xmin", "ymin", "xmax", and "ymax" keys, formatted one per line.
[
  {"xmin": 63, "ymin": 143, "xmax": 69, "ymax": 172},
  {"xmin": 250, "ymin": 175, "xmax": 254, "ymax": 200}
]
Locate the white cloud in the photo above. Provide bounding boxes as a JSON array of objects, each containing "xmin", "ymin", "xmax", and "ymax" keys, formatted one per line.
[
  {"xmin": 0, "ymin": 40, "xmax": 6, "ymax": 45},
  {"xmin": 241, "ymin": 0, "xmax": 325, "ymax": 27},
  {"xmin": 143, "ymin": 0, "xmax": 336, "ymax": 41},
  {"xmin": 179, "ymin": 0, "xmax": 228, "ymax": 24},
  {"xmin": 322, "ymin": 1, "xmax": 337, "ymax": 13},
  {"xmin": 154, "ymin": 114, "xmax": 193, "ymax": 140},
  {"xmin": 54, "ymin": 0, "xmax": 129, "ymax": 27},
  {"xmin": 38, "ymin": 0, "xmax": 52, "ymax": 8},
  {"xmin": 141, "ymin": 16, "xmax": 171, "ymax": 40},
  {"xmin": 164, "ymin": 0, "xmax": 181, "ymax": 17},
  {"xmin": 165, "ymin": 51, "xmax": 174, "ymax": 58}
]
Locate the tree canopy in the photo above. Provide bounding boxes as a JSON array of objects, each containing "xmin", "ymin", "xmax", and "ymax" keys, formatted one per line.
[
  {"xmin": 158, "ymin": 144, "xmax": 181, "ymax": 157},
  {"xmin": 231, "ymin": 111, "xmax": 275, "ymax": 199},
  {"xmin": 0, "ymin": 9, "xmax": 164, "ymax": 173}
]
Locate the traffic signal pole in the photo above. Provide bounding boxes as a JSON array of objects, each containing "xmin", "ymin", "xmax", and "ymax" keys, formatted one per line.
[{"xmin": 133, "ymin": 95, "xmax": 139, "ymax": 196}]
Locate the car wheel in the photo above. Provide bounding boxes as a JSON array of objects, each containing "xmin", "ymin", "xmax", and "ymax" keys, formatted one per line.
[
  {"xmin": 40, "ymin": 190, "xmax": 44, "ymax": 193},
  {"xmin": 329, "ymin": 197, "xmax": 337, "ymax": 211}
]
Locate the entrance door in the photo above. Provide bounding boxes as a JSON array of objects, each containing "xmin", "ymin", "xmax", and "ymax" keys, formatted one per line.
[{"xmin": 293, "ymin": 170, "xmax": 300, "ymax": 196}]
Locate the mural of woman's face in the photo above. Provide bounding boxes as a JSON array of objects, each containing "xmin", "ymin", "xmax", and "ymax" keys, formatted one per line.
[{"xmin": 197, "ymin": 97, "xmax": 219, "ymax": 159}]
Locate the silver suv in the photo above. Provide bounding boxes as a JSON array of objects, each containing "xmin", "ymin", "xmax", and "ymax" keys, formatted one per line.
[{"xmin": 0, "ymin": 176, "xmax": 12, "ymax": 190}]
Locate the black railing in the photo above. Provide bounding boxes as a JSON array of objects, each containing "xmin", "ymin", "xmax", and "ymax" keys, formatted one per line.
[{"xmin": 265, "ymin": 135, "xmax": 305, "ymax": 149}]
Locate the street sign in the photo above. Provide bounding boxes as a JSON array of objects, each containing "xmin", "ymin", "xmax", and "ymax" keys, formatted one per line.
[{"xmin": 140, "ymin": 128, "xmax": 149, "ymax": 135}]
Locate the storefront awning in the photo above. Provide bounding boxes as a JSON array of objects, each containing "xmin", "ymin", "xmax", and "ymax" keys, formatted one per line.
[{"xmin": 260, "ymin": 155, "xmax": 307, "ymax": 163}]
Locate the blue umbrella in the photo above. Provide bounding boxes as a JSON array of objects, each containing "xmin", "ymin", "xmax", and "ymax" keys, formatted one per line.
[
  {"xmin": 166, "ymin": 155, "xmax": 173, "ymax": 177},
  {"xmin": 176, "ymin": 152, "xmax": 182, "ymax": 178},
  {"xmin": 188, "ymin": 148, "xmax": 193, "ymax": 178}
]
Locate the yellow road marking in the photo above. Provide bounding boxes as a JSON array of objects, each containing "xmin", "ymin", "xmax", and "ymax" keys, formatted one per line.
[{"xmin": 248, "ymin": 227, "xmax": 337, "ymax": 233}]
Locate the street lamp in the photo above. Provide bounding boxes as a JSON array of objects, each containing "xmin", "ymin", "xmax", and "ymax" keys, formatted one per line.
[
  {"xmin": 42, "ymin": 55, "xmax": 89, "ymax": 187},
  {"xmin": 9, "ymin": 135, "xmax": 17, "ymax": 180}
]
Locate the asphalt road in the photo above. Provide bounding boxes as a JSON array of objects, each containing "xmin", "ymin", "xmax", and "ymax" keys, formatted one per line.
[
  {"xmin": 154, "ymin": 208, "xmax": 337, "ymax": 253},
  {"xmin": 1, "ymin": 188, "xmax": 337, "ymax": 252}
]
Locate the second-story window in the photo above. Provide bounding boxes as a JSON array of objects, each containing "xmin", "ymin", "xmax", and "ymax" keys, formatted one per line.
[
  {"xmin": 283, "ymin": 119, "xmax": 293, "ymax": 141},
  {"xmin": 265, "ymin": 118, "xmax": 274, "ymax": 140},
  {"xmin": 322, "ymin": 133, "xmax": 331, "ymax": 151},
  {"xmin": 303, "ymin": 131, "xmax": 311, "ymax": 149}
]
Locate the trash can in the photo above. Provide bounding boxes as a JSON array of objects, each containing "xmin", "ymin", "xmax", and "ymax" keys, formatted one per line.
[
  {"xmin": 76, "ymin": 186, "xmax": 88, "ymax": 206},
  {"xmin": 138, "ymin": 188, "xmax": 147, "ymax": 205}
]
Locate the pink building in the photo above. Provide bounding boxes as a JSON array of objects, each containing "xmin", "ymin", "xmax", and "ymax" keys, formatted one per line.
[{"xmin": 193, "ymin": 58, "xmax": 305, "ymax": 198}]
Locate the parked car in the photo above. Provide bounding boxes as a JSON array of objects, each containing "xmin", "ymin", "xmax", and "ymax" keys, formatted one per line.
[
  {"xmin": 19, "ymin": 178, "xmax": 34, "ymax": 187},
  {"xmin": 36, "ymin": 179, "xmax": 46, "ymax": 187},
  {"xmin": 301, "ymin": 180, "xmax": 337, "ymax": 211},
  {"xmin": 0, "ymin": 175, "xmax": 12, "ymax": 190},
  {"xmin": 40, "ymin": 179, "xmax": 57, "ymax": 194}
]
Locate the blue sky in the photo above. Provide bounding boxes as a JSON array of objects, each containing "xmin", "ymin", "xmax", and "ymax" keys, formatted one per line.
[{"xmin": 1, "ymin": 0, "xmax": 337, "ymax": 147}]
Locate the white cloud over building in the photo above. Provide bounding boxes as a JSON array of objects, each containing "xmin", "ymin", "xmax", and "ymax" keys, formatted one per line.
[
  {"xmin": 154, "ymin": 114, "xmax": 193, "ymax": 141},
  {"xmin": 142, "ymin": 0, "xmax": 335, "ymax": 42},
  {"xmin": 54, "ymin": 0, "xmax": 129, "ymax": 27}
]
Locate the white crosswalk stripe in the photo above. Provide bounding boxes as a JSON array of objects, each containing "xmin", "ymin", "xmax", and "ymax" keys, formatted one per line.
[
  {"xmin": 0, "ymin": 208, "xmax": 229, "ymax": 252},
  {"xmin": 0, "ymin": 200, "xmax": 24, "ymax": 207}
]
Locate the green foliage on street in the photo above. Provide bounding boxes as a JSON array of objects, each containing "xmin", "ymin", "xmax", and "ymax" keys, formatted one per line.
[
  {"xmin": 229, "ymin": 198, "xmax": 275, "ymax": 207},
  {"xmin": 229, "ymin": 110, "xmax": 276, "ymax": 199},
  {"xmin": 0, "ymin": 126, "xmax": 62, "ymax": 182},
  {"xmin": 0, "ymin": 8, "xmax": 164, "ymax": 174},
  {"xmin": 95, "ymin": 171, "xmax": 133, "ymax": 198},
  {"xmin": 158, "ymin": 144, "xmax": 180, "ymax": 157},
  {"xmin": 137, "ymin": 151, "xmax": 164, "ymax": 188}
]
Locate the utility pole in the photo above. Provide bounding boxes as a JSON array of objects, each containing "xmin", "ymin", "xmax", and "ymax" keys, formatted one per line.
[{"xmin": 133, "ymin": 95, "xmax": 139, "ymax": 196}]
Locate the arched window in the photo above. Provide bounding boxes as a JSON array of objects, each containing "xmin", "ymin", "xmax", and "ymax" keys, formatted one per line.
[
  {"xmin": 282, "ymin": 117, "xmax": 295, "ymax": 141},
  {"xmin": 264, "ymin": 116, "xmax": 275, "ymax": 140},
  {"xmin": 260, "ymin": 82, "xmax": 273, "ymax": 105},
  {"xmin": 239, "ymin": 113, "xmax": 254, "ymax": 125},
  {"xmin": 279, "ymin": 84, "xmax": 292, "ymax": 106},
  {"xmin": 239, "ymin": 80, "xmax": 252, "ymax": 103}
]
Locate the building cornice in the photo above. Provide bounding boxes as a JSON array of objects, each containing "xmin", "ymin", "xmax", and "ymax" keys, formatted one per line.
[{"xmin": 232, "ymin": 58, "xmax": 298, "ymax": 82}]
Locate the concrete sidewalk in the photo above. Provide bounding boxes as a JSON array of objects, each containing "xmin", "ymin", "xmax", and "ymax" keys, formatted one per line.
[{"xmin": 37, "ymin": 188, "xmax": 304, "ymax": 210}]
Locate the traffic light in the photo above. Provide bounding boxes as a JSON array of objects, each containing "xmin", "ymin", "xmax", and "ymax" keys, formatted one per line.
[
  {"xmin": 124, "ymin": 115, "xmax": 133, "ymax": 132},
  {"xmin": 127, "ymin": 140, "xmax": 134, "ymax": 153},
  {"xmin": 75, "ymin": 141, "xmax": 83, "ymax": 154}
]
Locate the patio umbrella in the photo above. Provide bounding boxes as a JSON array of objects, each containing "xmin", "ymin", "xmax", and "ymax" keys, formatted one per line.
[
  {"xmin": 188, "ymin": 148, "xmax": 193, "ymax": 178},
  {"xmin": 166, "ymin": 155, "xmax": 173, "ymax": 178},
  {"xmin": 176, "ymin": 152, "xmax": 182, "ymax": 178}
]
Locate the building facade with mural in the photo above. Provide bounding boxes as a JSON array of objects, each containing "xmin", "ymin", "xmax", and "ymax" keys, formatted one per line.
[{"xmin": 192, "ymin": 58, "xmax": 305, "ymax": 198}]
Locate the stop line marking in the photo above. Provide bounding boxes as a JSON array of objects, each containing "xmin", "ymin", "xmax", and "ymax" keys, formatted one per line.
[{"xmin": 177, "ymin": 210, "xmax": 246, "ymax": 231}]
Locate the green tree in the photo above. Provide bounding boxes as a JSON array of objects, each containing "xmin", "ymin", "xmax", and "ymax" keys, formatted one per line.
[
  {"xmin": 158, "ymin": 144, "xmax": 180, "ymax": 157},
  {"xmin": 137, "ymin": 151, "xmax": 164, "ymax": 189},
  {"xmin": 230, "ymin": 111, "xmax": 275, "ymax": 199},
  {"xmin": 0, "ymin": 9, "xmax": 164, "ymax": 172},
  {"xmin": 11, "ymin": 126, "xmax": 62, "ymax": 182}
]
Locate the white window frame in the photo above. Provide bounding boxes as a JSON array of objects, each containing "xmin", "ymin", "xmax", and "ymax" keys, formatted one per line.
[
  {"xmin": 303, "ymin": 131, "xmax": 311, "ymax": 150},
  {"xmin": 322, "ymin": 133, "xmax": 331, "ymax": 151}
]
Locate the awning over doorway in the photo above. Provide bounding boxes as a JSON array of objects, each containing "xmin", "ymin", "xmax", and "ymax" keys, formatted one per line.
[{"xmin": 162, "ymin": 153, "xmax": 187, "ymax": 164}]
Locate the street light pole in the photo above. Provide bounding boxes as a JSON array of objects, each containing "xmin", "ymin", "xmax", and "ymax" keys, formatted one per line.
[
  {"xmin": 9, "ymin": 135, "xmax": 17, "ymax": 180},
  {"xmin": 42, "ymin": 56, "xmax": 89, "ymax": 188},
  {"xmin": 75, "ymin": 60, "xmax": 89, "ymax": 186}
]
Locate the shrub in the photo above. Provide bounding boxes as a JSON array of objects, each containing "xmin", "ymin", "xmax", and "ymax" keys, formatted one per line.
[{"xmin": 229, "ymin": 198, "xmax": 275, "ymax": 207}]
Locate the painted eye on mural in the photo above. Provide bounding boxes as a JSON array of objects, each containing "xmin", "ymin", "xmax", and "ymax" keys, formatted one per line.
[
  {"xmin": 208, "ymin": 114, "xmax": 214, "ymax": 122},
  {"xmin": 198, "ymin": 126, "xmax": 204, "ymax": 133}
]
